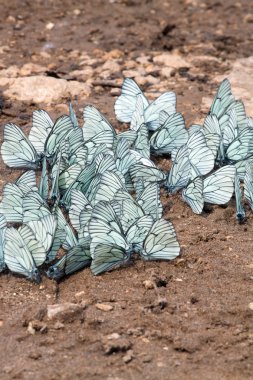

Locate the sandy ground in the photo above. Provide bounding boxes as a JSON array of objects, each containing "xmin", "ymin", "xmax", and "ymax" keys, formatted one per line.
[{"xmin": 0, "ymin": 1, "xmax": 253, "ymax": 379}]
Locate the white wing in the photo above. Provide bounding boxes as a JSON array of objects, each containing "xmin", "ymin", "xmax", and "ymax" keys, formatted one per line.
[{"xmin": 203, "ymin": 165, "xmax": 235, "ymax": 204}]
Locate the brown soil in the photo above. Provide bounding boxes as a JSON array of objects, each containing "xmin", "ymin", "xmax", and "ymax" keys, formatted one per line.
[{"xmin": 1, "ymin": 1, "xmax": 253, "ymax": 379}]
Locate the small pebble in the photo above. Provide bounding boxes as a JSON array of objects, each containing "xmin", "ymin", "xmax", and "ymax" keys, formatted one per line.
[
  {"xmin": 27, "ymin": 322, "xmax": 35, "ymax": 335},
  {"xmin": 107, "ymin": 333, "xmax": 121, "ymax": 340},
  {"xmin": 123, "ymin": 349, "xmax": 134, "ymax": 364},
  {"xmin": 75, "ymin": 290, "xmax": 85, "ymax": 302},
  {"xmin": 28, "ymin": 351, "xmax": 42, "ymax": 360},
  {"xmin": 248, "ymin": 302, "xmax": 253, "ymax": 310},
  {"xmin": 46, "ymin": 22, "xmax": 54, "ymax": 30},
  {"xmin": 143, "ymin": 280, "xmax": 154, "ymax": 290},
  {"xmin": 95, "ymin": 303, "xmax": 113, "ymax": 312},
  {"xmin": 73, "ymin": 9, "xmax": 81, "ymax": 16}
]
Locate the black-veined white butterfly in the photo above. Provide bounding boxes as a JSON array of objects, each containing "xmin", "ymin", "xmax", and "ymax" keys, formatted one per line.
[
  {"xmin": 234, "ymin": 172, "xmax": 245, "ymax": 224},
  {"xmin": 115, "ymin": 78, "xmax": 176, "ymax": 131},
  {"xmin": 1, "ymin": 123, "xmax": 40, "ymax": 169},
  {"xmin": 0, "ymin": 214, "xmax": 7, "ymax": 272},
  {"xmin": 47, "ymin": 245, "xmax": 91, "ymax": 280},
  {"xmin": 4, "ymin": 227, "xmax": 41, "ymax": 283}
]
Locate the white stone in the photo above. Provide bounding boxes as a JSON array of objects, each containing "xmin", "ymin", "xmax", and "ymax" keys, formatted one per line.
[
  {"xmin": 0, "ymin": 76, "xmax": 91, "ymax": 104},
  {"xmin": 153, "ymin": 53, "xmax": 190, "ymax": 68},
  {"xmin": 47, "ymin": 303, "xmax": 83, "ymax": 320}
]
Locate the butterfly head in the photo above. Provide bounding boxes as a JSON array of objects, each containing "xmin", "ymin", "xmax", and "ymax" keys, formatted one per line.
[
  {"xmin": 46, "ymin": 265, "xmax": 64, "ymax": 281},
  {"xmin": 31, "ymin": 268, "xmax": 42, "ymax": 284},
  {"xmin": 236, "ymin": 212, "xmax": 246, "ymax": 224}
]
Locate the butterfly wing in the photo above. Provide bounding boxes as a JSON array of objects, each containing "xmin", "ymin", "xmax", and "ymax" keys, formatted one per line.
[
  {"xmin": 136, "ymin": 182, "xmax": 162, "ymax": 220},
  {"xmin": 23, "ymin": 191, "xmax": 51, "ymax": 222},
  {"xmin": 150, "ymin": 112, "xmax": 188, "ymax": 154},
  {"xmin": 166, "ymin": 145, "xmax": 191, "ymax": 193},
  {"xmin": 226, "ymin": 128, "xmax": 253, "ymax": 162},
  {"xmin": 144, "ymin": 92, "xmax": 177, "ymax": 131},
  {"xmin": 133, "ymin": 124, "xmax": 150, "ymax": 159},
  {"xmin": 18, "ymin": 224, "xmax": 47, "ymax": 267},
  {"xmin": 0, "ymin": 184, "xmax": 27, "ymax": 223},
  {"xmin": 182, "ymin": 176, "xmax": 204, "ymax": 214},
  {"xmin": 83, "ymin": 105, "xmax": 116, "ymax": 141},
  {"xmin": 141, "ymin": 219, "xmax": 180, "ymax": 260},
  {"xmin": 16, "ymin": 170, "xmax": 38, "ymax": 192},
  {"xmin": 69, "ymin": 103, "xmax": 79, "ymax": 127},
  {"xmin": 87, "ymin": 171, "xmax": 126, "ymax": 206},
  {"xmin": 209, "ymin": 79, "xmax": 235, "ymax": 119},
  {"xmin": 203, "ymin": 165, "xmax": 235, "ymax": 204},
  {"xmin": 130, "ymin": 163, "xmax": 165, "ymax": 185},
  {"xmin": 91, "ymin": 243, "xmax": 130, "ymax": 275},
  {"xmin": 69, "ymin": 190, "xmax": 92, "ymax": 231},
  {"xmin": 115, "ymin": 138, "xmax": 137, "ymax": 175},
  {"xmin": 244, "ymin": 163, "xmax": 253, "ymax": 210},
  {"xmin": 126, "ymin": 215, "xmax": 154, "ymax": 245},
  {"xmin": 26, "ymin": 214, "xmax": 57, "ymax": 253},
  {"xmin": 130, "ymin": 95, "xmax": 145, "ymax": 131},
  {"xmin": 222, "ymin": 109, "xmax": 238, "ymax": 149},
  {"xmin": 45, "ymin": 115, "xmax": 73, "ymax": 159},
  {"xmin": 187, "ymin": 131, "xmax": 214, "ymax": 176},
  {"xmin": 38, "ymin": 157, "xmax": 49, "ymax": 201},
  {"xmin": 58, "ymin": 164, "xmax": 82, "ymax": 191}
]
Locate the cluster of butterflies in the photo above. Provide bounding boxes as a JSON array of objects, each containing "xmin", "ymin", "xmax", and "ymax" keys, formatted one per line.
[
  {"xmin": 0, "ymin": 100, "xmax": 180, "ymax": 282},
  {"xmin": 1, "ymin": 77, "xmax": 253, "ymax": 283},
  {"xmin": 116, "ymin": 77, "xmax": 253, "ymax": 222}
]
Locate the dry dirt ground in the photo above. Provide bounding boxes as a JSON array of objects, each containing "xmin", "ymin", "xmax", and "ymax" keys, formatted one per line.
[{"xmin": 0, "ymin": 1, "xmax": 253, "ymax": 379}]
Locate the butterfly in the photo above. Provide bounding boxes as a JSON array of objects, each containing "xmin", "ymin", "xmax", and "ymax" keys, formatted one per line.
[
  {"xmin": 46, "ymin": 205, "xmax": 77, "ymax": 263},
  {"xmin": 209, "ymin": 79, "xmax": 235, "ymax": 121},
  {"xmin": 83, "ymin": 105, "xmax": 116, "ymax": 141},
  {"xmin": 234, "ymin": 157, "xmax": 253, "ymax": 180},
  {"xmin": 182, "ymin": 166, "xmax": 236, "ymax": 213},
  {"xmin": 4, "ymin": 227, "xmax": 41, "ymax": 283},
  {"xmin": 1, "ymin": 123, "xmax": 40, "ymax": 169},
  {"xmin": 69, "ymin": 102, "xmax": 79, "ymax": 128},
  {"xmin": 0, "ymin": 214, "xmax": 7, "ymax": 272},
  {"xmin": 39, "ymin": 157, "xmax": 49, "ymax": 201},
  {"xmin": 137, "ymin": 219, "xmax": 180, "ymax": 261},
  {"xmin": 0, "ymin": 171, "xmax": 38, "ymax": 223},
  {"xmin": 47, "ymin": 245, "xmax": 91, "ymax": 280},
  {"xmin": 234, "ymin": 172, "xmax": 245, "ymax": 224},
  {"xmin": 202, "ymin": 165, "xmax": 236, "ymax": 204},
  {"xmin": 115, "ymin": 78, "xmax": 176, "ymax": 131},
  {"xmin": 182, "ymin": 176, "xmax": 204, "ymax": 214},
  {"xmin": 244, "ymin": 163, "xmax": 253, "ymax": 211},
  {"xmin": 166, "ymin": 145, "xmax": 191, "ymax": 193}
]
